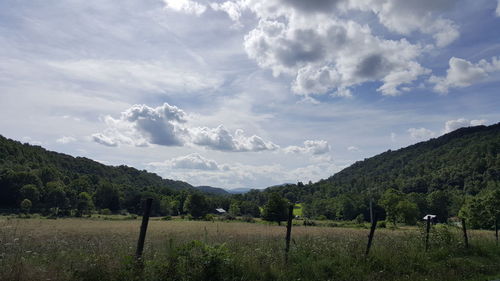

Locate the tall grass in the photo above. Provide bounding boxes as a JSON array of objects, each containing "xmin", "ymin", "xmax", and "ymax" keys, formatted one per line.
[{"xmin": 1, "ymin": 217, "xmax": 499, "ymax": 281}]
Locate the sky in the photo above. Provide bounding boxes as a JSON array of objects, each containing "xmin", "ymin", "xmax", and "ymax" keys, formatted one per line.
[{"xmin": 0, "ymin": 0, "xmax": 499, "ymax": 189}]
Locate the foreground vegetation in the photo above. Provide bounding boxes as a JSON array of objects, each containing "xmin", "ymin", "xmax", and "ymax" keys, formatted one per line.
[{"xmin": 1, "ymin": 217, "xmax": 500, "ymax": 281}]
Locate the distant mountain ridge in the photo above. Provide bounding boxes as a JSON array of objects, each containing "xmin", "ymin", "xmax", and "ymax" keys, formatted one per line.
[{"xmin": 195, "ymin": 186, "xmax": 229, "ymax": 195}]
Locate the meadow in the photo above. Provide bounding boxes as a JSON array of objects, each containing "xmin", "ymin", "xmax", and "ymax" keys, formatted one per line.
[{"xmin": 1, "ymin": 216, "xmax": 500, "ymax": 281}]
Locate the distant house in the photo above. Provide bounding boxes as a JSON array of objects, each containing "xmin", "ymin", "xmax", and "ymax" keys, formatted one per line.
[{"xmin": 215, "ymin": 208, "xmax": 226, "ymax": 214}]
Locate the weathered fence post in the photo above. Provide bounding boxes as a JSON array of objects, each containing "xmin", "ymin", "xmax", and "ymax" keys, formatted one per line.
[
  {"xmin": 461, "ymin": 217, "xmax": 469, "ymax": 249},
  {"xmin": 135, "ymin": 198, "xmax": 153, "ymax": 261},
  {"xmin": 285, "ymin": 204, "xmax": 294, "ymax": 263},
  {"xmin": 365, "ymin": 214, "xmax": 378, "ymax": 256},
  {"xmin": 425, "ymin": 216, "xmax": 431, "ymax": 251},
  {"xmin": 495, "ymin": 218, "xmax": 498, "ymax": 246}
]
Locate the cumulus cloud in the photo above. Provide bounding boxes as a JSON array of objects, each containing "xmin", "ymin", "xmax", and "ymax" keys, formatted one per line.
[
  {"xmin": 190, "ymin": 125, "xmax": 279, "ymax": 152},
  {"xmin": 92, "ymin": 103, "xmax": 187, "ymax": 147},
  {"xmin": 56, "ymin": 136, "xmax": 76, "ymax": 144},
  {"xmin": 244, "ymin": 13, "xmax": 429, "ymax": 96},
  {"xmin": 188, "ymin": 0, "xmax": 464, "ymax": 97},
  {"xmin": 210, "ymin": 1, "xmax": 244, "ymax": 25},
  {"xmin": 430, "ymin": 56, "xmax": 500, "ymax": 93},
  {"xmin": 408, "ymin": 127, "xmax": 435, "ymax": 140},
  {"xmin": 284, "ymin": 140, "xmax": 330, "ymax": 155},
  {"xmin": 444, "ymin": 118, "xmax": 486, "ymax": 133},
  {"xmin": 92, "ymin": 103, "xmax": 278, "ymax": 152},
  {"xmin": 149, "ymin": 153, "xmax": 223, "ymax": 171},
  {"xmin": 347, "ymin": 0, "xmax": 459, "ymax": 47},
  {"xmin": 163, "ymin": 0, "xmax": 207, "ymax": 15}
]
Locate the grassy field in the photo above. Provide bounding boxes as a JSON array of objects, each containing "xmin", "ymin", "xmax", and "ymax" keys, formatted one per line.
[{"xmin": 1, "ymin": 216, "xmax": 500, "ymax": 281}]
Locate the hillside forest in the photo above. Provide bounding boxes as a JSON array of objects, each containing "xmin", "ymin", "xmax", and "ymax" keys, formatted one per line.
[{"xmin": 1, "ymin": 123, "xmax": 499, "ymax": 229}]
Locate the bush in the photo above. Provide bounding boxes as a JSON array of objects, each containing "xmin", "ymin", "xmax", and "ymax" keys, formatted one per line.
[
  {"xmin": 316, "ymin": 215, "xmax": 327, "ymax": 221},
  {"xmin": 153, "ymin": 240, "xmax": 236, "ymax": 281},
  {"xmin": 241, "ymin": 215, "xmax": 255, "ymax": 223},
  {"xmin": 204, "ymin": 214, "xmax": 215, "ymax": 221},
  {"xmin": 222, "ymin": 213, "xmax": 236, "ymax": 221},
  {"xmin": 100, "ymin": 208, "xmax": 112, "ymax": 215},
  {"xmin": 161, "ymin": 215, "xmax": 172, "ymax": 221},
  {"xmin": 303, "ymin": 219, "xmax": 316, "ymax": 226},
  {"xmin": 355, "ymin": 214, "xmax": 365, "ymax": 224},
  {"xmin": 377, "ymin": 220, "xmax": 387, "ymax": 228}
]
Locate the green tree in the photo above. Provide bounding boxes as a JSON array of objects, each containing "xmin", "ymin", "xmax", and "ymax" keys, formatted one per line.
[
  {"xmin": 396, "ymin": 200, "xmax": 419, "ymax": 225},
  {"xmin": 183, "ymin": 193, "xmax": 209, "ymax": 219},
  {"xmin": 427, "ymin": 190, "xmax": 451, "ymax": 222},
  {"xmin": 229, "ymin": 202, "xmax": 241, "ymax": 216},
  {"xmin": 46, "ymin": 181, "xmax": 69, "ymax": 210},
  {"xmin": 240, "ymin": 201, "xmax": 261, "ymax": 217},
  {"xmin": 94, "ymin": 183, "xmax": 121, "ymax": 212},
  {"xmin": 485, "ymin": 189, "xmax": 500, "ymax": 229},
  {"xmin": 459, "ymin": 196, "xmax": 488, "ymax": 229},
  {"xmin": 20, "ymin": 198, "xmax": 32, "ymax": 213},
  {"xmin": 76, "ymin": 192, "xmax": 94, "ymax": 216},
  {"xmin": 379, "ymin": 188, "xmax": 403, "ymax": 226},
  {"xmin": 262, "ymin": 193, "xmax": 288, "ymax": 225},
  {"xmin": 20, "ymin": 184, "xmax": 40, "ymax": 206}
]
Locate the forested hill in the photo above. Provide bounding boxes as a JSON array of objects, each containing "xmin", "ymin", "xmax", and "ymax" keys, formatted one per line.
[
  {"xmin": 249, "ymin": 123, "xmax": 500, "ymax": 221},
  {"xmin": 320, "ymin": 123, "xmax": 500, "ymax": 195},
  {"xmin": 0, "ymin": 134, "xmax": 196, "ymax": 212},
  {"xmin": 0, "ymin": 135, "xmax": 192, "ymax": 191}
]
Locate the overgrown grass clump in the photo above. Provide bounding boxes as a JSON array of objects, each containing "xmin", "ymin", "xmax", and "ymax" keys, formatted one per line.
[{"xmin": 1, "ymin": 218, "xmax": 499, "ymax": 281}]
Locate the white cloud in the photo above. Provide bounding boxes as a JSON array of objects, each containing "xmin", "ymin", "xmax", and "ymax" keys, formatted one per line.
[
  {"xmin": 190, "ymin": 125, "xmax": 279, "ymax": 152},
  {"xmin": 147, "ymin": 158, "xmax": 342, "ymax": 188},
  {"xmin": 149, "ymin": 153, "xmax": 223, "ymax": 170},
  {"xmin": 202, "ymin": 0, "xmax": 464, "ymax": 97},
  {"xmin": 92, "ymin": 133, "xmax": 119, "ymax": 147},
  {"xmin": 92, "ymin": 103, "xmax": 279, "ymax": 152},
  {"xmin": 408, "ymin": 127, "xmax": 435, "ymax": 140},
  {"xmin": 92, "ymin": 103, "xmax": 188, "ymax": 147},
  {"xmin": 496, "ymin": 0, "xmax": 500, "ymax": 17},
  {"xmin": 347, "ymin": 0, "xmax": 459, "ymax": 47},
  {"xmin": 163, "ymin": 0, "xmax": 207, "ymax": 15},
  {"xmin": 430, "ymin": 56, "xmax": 500, "ymax": 93},
  {"xmin": 56, "ymin": 136, "xmax": 76, "ymax": 144},
  {"xmin": 210, "ymin": 1, "xmax": 244, "ymax": 25},
  {"xmin": 347, "ymin": 146, "xmax": 360, "ymax": 152},
  {"xmin": 244, "ymin": 14, "xmax": 429, "ymax": 97},
  {"xmin": 443, "ymin": 118, "xmax": 486, "ymax": 133},
  {"xmin": 49, "ymin": 59, "xmax": 221, "ymax": 95},
  {"xmin": 284, "ymin": 140, "xmax": 330, "ymax": 155}
]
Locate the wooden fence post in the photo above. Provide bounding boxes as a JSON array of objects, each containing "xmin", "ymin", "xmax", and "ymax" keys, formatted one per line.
[
  {"xmin": 461, "ymin": 217, "xmax": 469, "ymax": 249},
  {"xmin": 365, "ymin": 214, "xmax": 378, "ymax": 256},
  {"xmin": 495, "ymin": 218, "xmax": 498, "ymax": 246},
  {"xmin": 425, "ymin": 216, "xmax": 431, "ymax": 251},
  {"xmin": 285, "ymin": 204, "xmax": 294, "ymax": 263},
  {"xmin": 135, "ymin": 198, "xmax": 153, "ymax": 261}
]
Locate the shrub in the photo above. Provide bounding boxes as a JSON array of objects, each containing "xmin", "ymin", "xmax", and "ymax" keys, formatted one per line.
[
  {"xmin": 377, "ymin": 220, "xmax": 387, "ymax": 228},
  {"xmin": 222, "ymin": 213, "xmax": 236, "ymax": 221},
  {"xmin": 154, "ymin": 240, "xmax": 236, "ymax": 281},
  {"xmin": 241, "ymin": 215, "xmax": 255, "ymax": 223},
  {"xmin": 100, "ymin": 208, "xmax": 112, "ymax": 215},
  {"xmin": 303, "ymin": 219, "xmax": 316, "ymax": 226},
  {"xmin": 204, "ymin": 214, "xmax": 215, "ymax": 221},
  {"xmin": 355, "ymin": 214, "xmax": 365, "ymax": 224}
]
